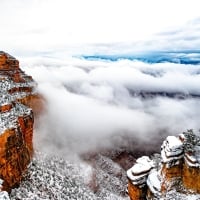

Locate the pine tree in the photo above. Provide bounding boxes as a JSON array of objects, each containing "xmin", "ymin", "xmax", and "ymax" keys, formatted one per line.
[{"xmin": 182, "ymin": 129, "xmax": 200, "ymax": 154}]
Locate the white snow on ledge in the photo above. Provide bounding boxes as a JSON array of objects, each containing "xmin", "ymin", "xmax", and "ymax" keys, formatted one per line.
[
  {"xmin": 131, "ymin": 156, "xmax": 154, "ymax": 175},
  {"xmin": 0, "ymin": 191, "xmax": 10, "ymax": 200},
  {"xmin": 166, "ymin": 136, "xmax": 183, "ymax": 151},
  {"xmin": 0, "ymin": 76, "xmax": 34, "ymax": 136},
  {"xmin": 0, "ymin": 103, "xmax": 32, "ymax": 135},
  {"xmin": 147, "ymin": 169, "xmax": 161, "ymax": 197},
  {"xmin": 127, "ymin": 156, "xmax": 153, "ymax": 186},
  {"xmin": 161, "ymin": 136, "xmax": 184, "ymax": 164},
  {"xmin": 161, "ymin": 148, "xmax": 183, "ymax": 164},
  {"xmin": 184, "ymin": 153, "xmax": 200, "ymax": 168}
]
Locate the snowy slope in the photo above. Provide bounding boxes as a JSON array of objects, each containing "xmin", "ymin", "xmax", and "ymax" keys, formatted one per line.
[{"xmin": 10, "ymin": 152, "xmax": 129, "ymax": 200}]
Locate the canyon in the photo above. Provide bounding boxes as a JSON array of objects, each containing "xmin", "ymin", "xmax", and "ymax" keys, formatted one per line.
[{"xmin": 1, "ymin": 51, "xmax": 200, "ymax": 200}]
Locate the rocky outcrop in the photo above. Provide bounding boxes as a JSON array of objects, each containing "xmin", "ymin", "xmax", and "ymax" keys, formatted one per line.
[
  {"xmin": 127, "ymin": 156, "xmax": 153, "ymax": 200},
  {"xmin": 0, "ymin": 51, "xmax": 41, "ymax": 191},
  {"xmin": 127, "ymin": 130, "xmax": 200, "ymax": 199},
  {"xmin": 160, "ymin": 135, "xmax": 184, "ymax": 192},
  {"xmin": 182, "ymin": 132, "xmax": 200, "ymax": 193}
]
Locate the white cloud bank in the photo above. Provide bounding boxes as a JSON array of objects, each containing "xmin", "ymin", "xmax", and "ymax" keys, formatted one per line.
[
  {"xmin": 20, "ymin": 57, "xmax": 200, "ymax": 155},
  {"xmin": 1, "ymin": 0, "xmax": 200, "ymax": 156}
]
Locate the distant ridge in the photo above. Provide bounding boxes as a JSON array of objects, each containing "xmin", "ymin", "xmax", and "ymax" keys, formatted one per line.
[{"xmin": 82, "ymin": 51, "xmax": 200, "ymax": 65}]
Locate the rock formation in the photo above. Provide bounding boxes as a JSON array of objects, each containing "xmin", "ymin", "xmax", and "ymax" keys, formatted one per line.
[
  {"xmin": 127, "ymin": 130, "xmax": 200, "ymax": 199},
  {"xmin": 0, "ymin": 51, "xmax": 41, "ymax": 191},
  {"xmin": 127, "ymin": 156, "xmax": 154, "ymax": 200}
]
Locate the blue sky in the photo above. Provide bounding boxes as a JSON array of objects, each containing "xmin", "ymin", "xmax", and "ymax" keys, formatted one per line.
[{"xmin": 1, "ymin": 0, "xmax": 200, "ymax": 57}]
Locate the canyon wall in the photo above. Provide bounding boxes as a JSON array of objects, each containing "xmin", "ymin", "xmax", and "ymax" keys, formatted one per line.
[{"xmin": 0, "ymin": 51, "xmax": 42, "ymax": 191}]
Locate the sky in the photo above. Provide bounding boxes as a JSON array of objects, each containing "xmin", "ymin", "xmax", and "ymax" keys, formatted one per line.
[{"xmin": 1, "ymin": 0, "xmax": 200, "ymax": 56}]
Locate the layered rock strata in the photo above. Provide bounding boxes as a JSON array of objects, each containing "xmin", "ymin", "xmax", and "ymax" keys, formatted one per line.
[
  {"xmin": 127, "ymin": 130, "xmax": 200, "ymax": 199},
  {"xmin": 160, "ymin": 135, "xmax": 183, "ymax": 192},
  {"xmin": 0, "ymin": 51, "xmax": 40, "ymax": 191}
]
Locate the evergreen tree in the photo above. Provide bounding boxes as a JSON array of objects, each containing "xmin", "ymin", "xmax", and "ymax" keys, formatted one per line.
[{"xmin": 182, "ymin": 129, "xmax": 200, "ymax": 153}]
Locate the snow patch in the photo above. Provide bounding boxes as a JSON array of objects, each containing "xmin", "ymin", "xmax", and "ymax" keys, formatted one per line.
[
  {"xmin": 0, "ymin": 179, "xmax": 10, "ymax": 200},
  {"xmin": 147, "ymin": 169, "xmax": 161, "ymax": 197},
  {"xmin": 127, "ymin": 156, "xmax": 153, "ymax": 186}
]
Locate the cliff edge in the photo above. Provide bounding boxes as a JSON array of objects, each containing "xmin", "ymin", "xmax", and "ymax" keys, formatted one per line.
[
  {"xmin": 127, "ymin": 130, "xmax": 200, "ymax": 200},
  {"xmin": 0, "ymin": 52, "xmax": 41, "ymax": 191}
]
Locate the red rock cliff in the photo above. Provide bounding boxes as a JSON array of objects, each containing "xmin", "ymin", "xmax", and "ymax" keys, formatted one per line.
[{"xmin": 0, "ymin": 51, "xmax": 42, "ymax": 191}]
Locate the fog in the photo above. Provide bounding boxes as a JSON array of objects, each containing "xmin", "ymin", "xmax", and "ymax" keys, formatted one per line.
[{"xmin": 20, "ymin": 57, "xmax": 200, "ymax": 156}]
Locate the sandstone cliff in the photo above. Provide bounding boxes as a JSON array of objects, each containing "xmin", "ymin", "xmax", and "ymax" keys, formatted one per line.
[
  {"xmin": 0, "ymin": 51, "xmax": 41, "ymax": 191},
  {"xmin": 127, "ymin": 130, "xmax": 200, "ymax": 200}
]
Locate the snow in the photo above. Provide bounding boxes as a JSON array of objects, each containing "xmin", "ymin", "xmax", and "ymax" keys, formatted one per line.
[
  {"xmin": 131, "ymin": 163, "xmax": 150, "ymax": 175},
  {"xmin": 10, "ymin": 153, "xmax": 97, "ymax": 200},
  {"xmin": 0, "ymin": 94, "xmax": 12, "ymax": 106},
  {"xmin": 161, "ymin": 148, "xmax": 183, "ymax": 164},
  {"xmin": 183, "ymin": 145, "xmax": 200, "ymax": 167},
  {"xmin": 164, "ymin": 136, "xmax": 183, "ymax": 152},
  {"xmin": 0, "ymin": 179, "xmax": 10, "ymax": 200},
  {"xmin": 127, "ymin": 168, "xmax": 148, "ymax": 184},
  {"xmin": 161, "ymin": 134, "xmax": 200, "ymax": 168},
  {"xmin": 0, "ymin": 78, "xmax": 14, "ymax": 92},
  {"xmin": 184, "ymin": 154, "xmax": 200, "ymax": 167},
  {"xmin": 127, "ymin": 172, "xmax": 144, "ymax": 183},
  {"xmin": 167, "ymin": 136, "xmax": 182, "ymax": 146},
  {"xmin": 162, "ymin": 189, "xmax": 200, "ymax": 200},
  {"xmin": 185, "ymin": 153, "xmax": 197, "ymax": 163},
  {"xmin": 161, "ymin": 136, "xmax": 184, "ymax": 165},
  {"xmin": 166, "ymin": 136, "xmax": 183, "ymax": 150},
  {"xmin": 127, "ymin": 156, "xmax": 153, "ymax": 186},
  {"xmin": 10, "ymin": 152, "xmax": 129, "ymax": 200},
  {"xmin": 130, "ymin": 156, "xmax": 153, "ymax": 175},
  {"xmin": 0, "ymin": 103, "xmax": 32, "ymax": 135},
  {"xmin": 91, "ymin": 154, "xmax": 128, "ymax": 198},
  {"xmin": 165, "ymin": 146, "xmax": 183, "ymax": 157},
  {"xmin": 0, "ymin": 75, "xmax": 34, "ymax": 135},
  {"xmin": 147, "ymin": 169, "xmax": 161, "ymax": 197},
  {"xmin": 0, "ymin": 192, "xmax": 10, "ymax": 200}
]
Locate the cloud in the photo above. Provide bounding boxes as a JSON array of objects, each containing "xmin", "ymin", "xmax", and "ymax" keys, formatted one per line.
[
  {"xmin": 20, "ymin": 57, "xmax": 200, "ymax": 156},
  {"xmin": 1, "ymin": 0, "xmax": 200, "ymax": 56}
]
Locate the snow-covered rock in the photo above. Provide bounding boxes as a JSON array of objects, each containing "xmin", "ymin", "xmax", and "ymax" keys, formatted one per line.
[
  {"xmin": 161, "ymin": 136, "xmax": 184, "ymax": 166},
  {"xmin": 127, "ymin": 131, "xmax": 200, "ymax": 200},
  {"xmin": 127, "ymin": 156, "xmax": 153, "ymax": 186},
  {"xmin": 147, "ymin": 169, "xmax": 161, "ymax": 198}
]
